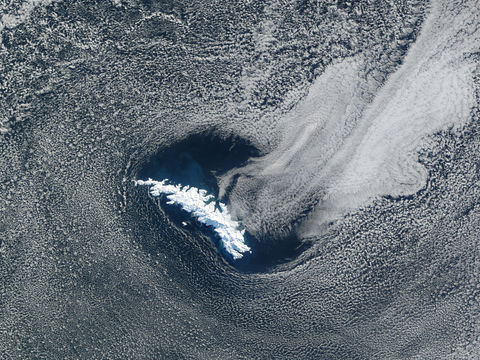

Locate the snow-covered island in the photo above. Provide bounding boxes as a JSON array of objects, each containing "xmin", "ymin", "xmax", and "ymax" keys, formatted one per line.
[{"xmin": 135, "ymin": 179, "xmax": 251, "ymax": 260}]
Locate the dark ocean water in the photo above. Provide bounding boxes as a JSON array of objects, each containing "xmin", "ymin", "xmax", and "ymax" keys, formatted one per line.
[
  {"xmin": 137, "ymin": 134, "xmax": 307, "ymax": 272},
  {"xmin": 1, "ymin": 1, "xmax": 479, "ymax": 359}
]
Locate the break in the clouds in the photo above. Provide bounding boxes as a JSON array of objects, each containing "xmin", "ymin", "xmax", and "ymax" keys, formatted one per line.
[{"xmin": 135, "ymin": 179, "xmax": 251, "ymax": 260}]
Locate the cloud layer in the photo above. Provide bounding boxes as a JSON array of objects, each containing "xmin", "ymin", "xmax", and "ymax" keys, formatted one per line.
[{"xmin": 222, "ymin": 0, "xmax": 479, "ymax": 239}]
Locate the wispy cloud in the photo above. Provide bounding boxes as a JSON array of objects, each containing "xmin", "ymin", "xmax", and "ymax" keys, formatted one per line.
[{"xmin": 223, "ymin": 0, "xmax": 479, "ymax": 238}]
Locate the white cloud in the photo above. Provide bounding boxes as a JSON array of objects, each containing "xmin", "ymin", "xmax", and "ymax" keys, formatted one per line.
[
  {"xmin": 0, "ymin": 0, "xmax": 54, "ymax": 33},
  {"xmin": 222, "ymin": 0, "xmax": 479, "ymax": 238}
]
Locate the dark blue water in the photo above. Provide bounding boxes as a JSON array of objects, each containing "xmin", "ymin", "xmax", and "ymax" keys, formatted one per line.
[
  {"xmin": 138, "ymin": 133, "xmax": 309, "ymax": 272},
  {"xmin": 140, "ymin": 151, "xmax": 216, "ymax": 193}
]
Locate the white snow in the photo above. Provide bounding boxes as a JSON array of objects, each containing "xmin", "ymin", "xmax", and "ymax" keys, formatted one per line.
[{"xmin": 135, "ymin": 179, "xmax": 251, "ymax": 260}]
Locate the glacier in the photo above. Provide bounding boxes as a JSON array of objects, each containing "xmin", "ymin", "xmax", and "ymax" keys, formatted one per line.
[{"xmin": 135, "ymin": 179, "xmax": 251, "ymax": 260}]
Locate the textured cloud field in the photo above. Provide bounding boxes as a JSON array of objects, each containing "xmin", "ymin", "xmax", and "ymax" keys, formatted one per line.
[
  {"xmin": 222, "ymin": 0, "xmax": 479, "ymax": 240},
  {"xmin": 1, "ymin": 0, "xmax": 479, "ymax": 358}
]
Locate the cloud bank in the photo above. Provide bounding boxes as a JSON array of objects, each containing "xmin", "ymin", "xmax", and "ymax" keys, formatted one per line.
[{"xmin": 221, "ymin": 0, "xmax": 479, "ymax": 239}]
